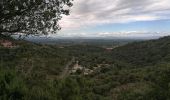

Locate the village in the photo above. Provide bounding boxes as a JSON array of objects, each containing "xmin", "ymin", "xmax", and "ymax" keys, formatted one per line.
[{"xmin": 69, "ymin": 60, "xmax": 110, "ymax": 76}]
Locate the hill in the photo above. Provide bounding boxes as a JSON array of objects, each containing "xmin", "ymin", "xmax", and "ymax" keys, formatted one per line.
[
  {"xmin": 0, "ymin": 36, "xmax": 170, "ymax": 100},
  {"xmin": 112, "ymin": 36, "xmax": 170, "ymax": 66}
]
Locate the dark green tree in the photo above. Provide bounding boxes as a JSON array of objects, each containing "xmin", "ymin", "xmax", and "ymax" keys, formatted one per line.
[{"xmin": 0, "ymin": 0, "xmax": 73, "ymax": 35}]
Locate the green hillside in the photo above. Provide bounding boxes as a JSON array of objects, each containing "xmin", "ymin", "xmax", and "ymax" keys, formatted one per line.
[
  {"xmin": 0, "ymin": 36, "xmax": 170, "ymax": 100},
  {"xmin": 112, "ymin": 36, "xmax": 170, "ymax": 66}
]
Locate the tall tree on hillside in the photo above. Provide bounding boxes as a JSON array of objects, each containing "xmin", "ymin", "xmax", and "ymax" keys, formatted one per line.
[{"xmin": 0, "ymin": 0, "xmax": 73, "ymax": 36}]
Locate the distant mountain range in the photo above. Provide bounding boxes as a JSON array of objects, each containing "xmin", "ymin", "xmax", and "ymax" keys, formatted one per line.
[
  {"xmin": 54, "ymin": 31, "xmax": 170, "ymax": 39},
  {"xmin": 24, "ymin": 37, "xmax": 145, "ymax": 46}
]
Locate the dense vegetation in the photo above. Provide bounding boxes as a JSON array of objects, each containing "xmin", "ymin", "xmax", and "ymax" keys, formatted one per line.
[
  {"xmin": 112, "ymin": 36, "xmax": 170, "ymax": 66},
  {"xmin": 0, "ymin": 0, "xmax": 73, "ymax": 35},
  {"xmin": 0, "ymin": 36, "xmax": 170, "ymax": 100}
]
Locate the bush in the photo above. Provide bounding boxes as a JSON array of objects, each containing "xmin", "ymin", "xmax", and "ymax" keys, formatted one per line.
[{"xmin": 0, "ymin": 69, "xmax": 26, "ymax": 100}]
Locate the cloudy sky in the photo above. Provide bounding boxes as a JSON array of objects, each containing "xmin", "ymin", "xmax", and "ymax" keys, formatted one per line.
[{"xmin": 55, "ymin": 0, "xmax": 170, "ymax": 38}]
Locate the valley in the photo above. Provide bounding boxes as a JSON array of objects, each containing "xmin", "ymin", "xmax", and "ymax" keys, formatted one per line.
[
  {"xmin": 1, "ymin": 0, "xmax": 169, "ymax": 100},
  {"xmin": 0, "ymin": 36, "xmax": 170, "ymax": 100}
]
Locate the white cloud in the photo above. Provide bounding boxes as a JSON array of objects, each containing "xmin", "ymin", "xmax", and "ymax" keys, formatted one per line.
[
  {"xmin": 59, "ymin": 0, "xmax": 170, "ymax": 30},
  {"xmin": 56, "ymin": 31, "xmax": 170, "ymax": 39}
]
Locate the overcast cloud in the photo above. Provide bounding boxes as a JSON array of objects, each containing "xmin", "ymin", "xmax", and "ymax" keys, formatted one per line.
[
  {"xmin": 59, "ymin": 0, "xmax": 170, "ymax": 29},
  {"xmin": 56, "ymin": 0, "xmax": 170, "ymax": 38}
]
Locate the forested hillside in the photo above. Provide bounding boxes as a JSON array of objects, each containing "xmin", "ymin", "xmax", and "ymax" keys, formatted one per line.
[
  {"xmin": 112, "ymin": 36, "xmax": 170, "ymax": 66},
  {"xmin": 0, "ymin": 36, "xmax": 170, "ymax": 100}
]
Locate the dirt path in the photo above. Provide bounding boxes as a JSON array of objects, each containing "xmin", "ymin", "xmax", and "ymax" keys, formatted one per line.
[
  {"xmin": 25, "ymin": 59, "xmax": 34, "ymax": 76},
  {"xmin": 59, "ymin": 57, "xmax": 75, "ymax": 79}
]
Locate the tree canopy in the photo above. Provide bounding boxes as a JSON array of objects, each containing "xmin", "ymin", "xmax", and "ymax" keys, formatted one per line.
[{"xmin": 0, "ymin": 0, "xmax": 73, "ymax": 35}]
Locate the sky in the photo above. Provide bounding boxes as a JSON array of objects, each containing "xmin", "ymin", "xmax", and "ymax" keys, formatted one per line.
[{"xmin": 54, "ymin": 0, "xmax": 170, "ymax": 39}]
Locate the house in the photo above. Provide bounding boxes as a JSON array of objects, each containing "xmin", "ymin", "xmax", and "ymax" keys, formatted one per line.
[
  {"xmin": 71, "ymin": 61, "xmax": 83, "ymax": 73},
  {"xmin": 105, "ymin": 47, "xmax": 113, "ymax": 51},
  {"xmin": 83, "ymin": 68, "xmax": 93, "ymax": 75}
]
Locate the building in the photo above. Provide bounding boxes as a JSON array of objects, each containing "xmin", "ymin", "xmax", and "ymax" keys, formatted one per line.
[
  {"xmin": 71, "ymin": 61, "xmax": 83, "ymax": 73},
  {"xmin": 105, "ymin": 47, "xmax": 113, "ymax": 51}
]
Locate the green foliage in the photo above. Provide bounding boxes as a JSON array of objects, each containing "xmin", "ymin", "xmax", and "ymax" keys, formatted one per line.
[
  {"xmin": 0, "ymin": 69, "xmax": 26, "ymax": 100},
  {"xmin": 112, "ymin": 36, "xmax": 170, "ymax": 66},
  {"xmin": 0, "ymin": 36, "xmax": 170, "ymax": 99},
  {"xmin": 0, "ymin": 0, "xmax": 73, "ymax": 35}
]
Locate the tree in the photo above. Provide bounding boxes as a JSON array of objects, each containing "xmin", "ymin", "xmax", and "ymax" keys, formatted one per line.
[{"xmin": 0, "ymin": 0, "xmax": 73, "ymax": 35}]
